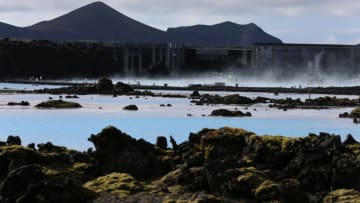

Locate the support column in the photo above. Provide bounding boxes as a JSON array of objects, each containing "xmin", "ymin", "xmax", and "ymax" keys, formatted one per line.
[
  {"xmin": 241, "ymin": 50, "xmax": 248, "ymax": 66},
  {"xmin": 123, "ymin": 47, "xmax": 129, "ymax": 74},
  {"xmin": 139, "ymin": 48, "xmax": 143, "ymax": 73},
  {"xmin": 166, "ymin": 44, "xmax": 171, "ymax": 69},
  {"xmin": 152, "ymin": 46, "xmax": 156, "ymax": 63},
  {"xmin": 159, "ymin": 47, "xmax": 163, "ymax": 62},
  {"xmin": 130, "ymin": 49, "xmax": 134, "ymax": 74}
]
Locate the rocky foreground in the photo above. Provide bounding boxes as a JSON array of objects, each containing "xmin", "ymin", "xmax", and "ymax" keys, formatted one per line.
[{"xmin": 0, "ymin": 127, "xmax": 360, "ymax": 202}]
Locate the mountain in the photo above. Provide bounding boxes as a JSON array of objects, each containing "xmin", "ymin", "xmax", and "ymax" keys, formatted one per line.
[
  {"xmin": 0, "ymin": 2, "xmax": 282, "ymax": 46},
  {"xmin": 167, "ymin": 21, "xmax": 282, "ymax": 46},
  {"xmin": 26, "ymin": 2, "xmax": 168, "ymax": 42},
  {"xmin": 0, "ymin": 22, "xmax": 40, "ymax": 40}
]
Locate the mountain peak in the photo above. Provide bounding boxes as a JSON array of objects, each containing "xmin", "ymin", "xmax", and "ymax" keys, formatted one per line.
[
  {"xmin": 81, "ymin": 1, "xmax": 112, "ymax": 10},
  {"xmin": 218, "ymin": 21, "xmax": 238, "ymax": 25}
]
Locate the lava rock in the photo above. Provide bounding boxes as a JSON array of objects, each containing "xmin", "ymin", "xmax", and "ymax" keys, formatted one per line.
[
  {"xmin": 156, "ymin": 136, "xmax": 168, "ymax": 150},
  {"xmin": 210, "ymin": 109, "xmax": 252, "ymax": 117},
  {"xmin": 123, "ymin": 105, "xmax": 138, "ymax": 111},
  {"xmin": 6, "ymin": 136, "xmax": 21, "ymax": 146}
]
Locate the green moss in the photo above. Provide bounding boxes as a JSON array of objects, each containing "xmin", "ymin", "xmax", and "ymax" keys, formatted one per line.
[
  {"xmin": 351, "ymin": 106, "xmax": 360, "ymax": 117},
  {"xmin": 255, "ymin": 180, "xmax": 280, "ymax": 201},
  {"xmin": 204, "ymin": 145, "xmax": 215, "ymax": 159},
  {"xmin": 345, "ymin": 143, "xmax": 360, "ymax": 159},
  {"xmin": 241, "ymin": 155, "xmax": 254, "ymax": 165},
  {"xmin": 0, "ymin": 145, "xmax": 33, "ymax": 155},
  {"xmin": 323, "ymin": 189, "xmax": 360, "ymax": 203},
  {"xmin": 0, "ymin": 145, "xmax": 41, "ymax": 161},
  {"xmin": 36, "ymin": 100, "xmax": 82, "ymax": 108},
  {"xmin": 156, "ymin": 169, "xmax": 181, "ymax": 186},
  {"xmin": 83, "ymin": 172, "xmax": 143, "ymax": 198},
  {"xmin": 41, "ymin": 161, "xmax": 92, "ymax": 184},
  {"xmin": 188, "ymin": 194, "xmax": 223, "ymax": 203},
  {"xmin": 261, "ymin": 135, "xmax": 298, "ymax": 152},
  {"xmin": 198, "ymin": 127, "xmax": 252, "ymax": 159},
  {"xmin": 236, "ymin": 173, "xmax": 265, "ymax": 191}
]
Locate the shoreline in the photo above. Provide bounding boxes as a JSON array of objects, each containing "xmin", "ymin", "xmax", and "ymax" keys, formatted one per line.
[{"xmin": 1, "ymin": 79, "xmax": 360, "ymax": 96}]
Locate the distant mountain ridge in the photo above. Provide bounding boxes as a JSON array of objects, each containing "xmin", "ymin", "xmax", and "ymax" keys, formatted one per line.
[
  {"xmin": 0, "ymin": 1, "xmax": 282, "ymax": 46},
  {"xmin": 167, "ymin": 21, "xmax": 282, "ymax": 46}
]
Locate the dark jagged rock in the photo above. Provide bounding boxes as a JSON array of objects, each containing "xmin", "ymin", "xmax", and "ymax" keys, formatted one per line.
[
  {"xmin": 6, "ymin": 136, "xmax": 21, "ymax": 146},
  {"xmin": 210, "ymin": 109, "xmax": 252, "ymax": 117},
  {"xmin": 35, "ymin": 99, "xmax": 82, "ymax": 108},
  {"xmin": 37, "ymin": 142, "xmax": 67, "ymax": 153},
  {"xmin": 339, "ymin": 112, "xmax": 350, "ymax": 118},
  {"xmin": 26, "ymin": 143, "xmax": 35, "ymax": 150},
  {"xmin": 114, "ymin": 82, "xmax": 134, "ymax": 94},
  {"xmin": 1, "ymin": 126, "xmax": 360, "ymax": 202},
  {"xmin": 96, "ymin": 78, "xmax": 114, "ymax": 93},
  {"xmin": 196, "ymin": 94, "xmax": 257, "ymax": 105},
  {"xmin": 0, "ymin": 164, "xmax": 44, "ymax": 202},
  {"xmin": 65, "ymin": 95, "xmax": 79, "ymax": 99},
  {"xmin": 158, "ymin": 127, "xmax": 360, "ymax": 202},
  {"xmin": 7, "ymin": 101, "xmax": 30, "ymax": 106},
  {"xmin": 343, "ymin": 134, "xmax": 358, "ymax": 146},
  {"xmin": 156, "ymin": 136, "xmax": 168, "ymax": 150},
  {"xmin": 170, "ymin": 136, "xmax": 178, "ymax": 150},
  {"xmin": 351, "ymin": 106, "xmax": 360, "ymax": 118},
  {"xmin": 17, "ymin": 178, "xmax": 92, "ymax": 203},
  {"xmin": 272, "ymin": 96, "xmax": 360, "ymax": 110},
  {"xmin": 88, "ymin": 126, "xmax": 170, "ymax": 178},
  {"xmin": 123, "ymin": 104, "xmax": 138, "ymax": 111},
  {"xmin": 191, "ymin": 90, "xmax": 201, "ymax": 98},
  {"xmin": 36, "ymin": 80, "xmax": 134, "ymax": 96},
  {"xmin": 279, "ymin": 179, "xmax": 309, "ymax": 203}
]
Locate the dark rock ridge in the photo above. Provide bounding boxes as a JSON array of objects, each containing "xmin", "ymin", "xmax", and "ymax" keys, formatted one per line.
[
  {"xmin": 192, "ymin": 94, "xmax": 360, "ymax": 110},
  {"xmin": 123, "ymin": 104, "xmax": 138, "ymax": 111},
  {"xmin": 7, "ymin": 101, "xmax": 30, "ymax": 106},
  {"xmin": 210, "ymin": 109, "xmax": 252, "ymax": 117},
  {"xmin": 36, "ymin": 78, "xmax": 135, "ymax": 95},
  {"xmin": 0, "ymin": 2, "xmax": 281, "ymax": 46},
  {"xmin": 35, "ymin": 100, "xmax": 82, "ymax": 108},
  {"xmin": 0, "ymin": 126, "xmax": 360, "ymax": 202}
]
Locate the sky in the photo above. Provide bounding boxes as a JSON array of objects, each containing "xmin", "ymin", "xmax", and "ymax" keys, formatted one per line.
[{"xmin": 0, "ymin": 0, "xmax": 359, "ymax": 44}]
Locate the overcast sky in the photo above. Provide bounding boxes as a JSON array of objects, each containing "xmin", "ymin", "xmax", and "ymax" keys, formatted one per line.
[{"xmin": 0, "ymin": 0, "xmax": 359, "ymax": 44}]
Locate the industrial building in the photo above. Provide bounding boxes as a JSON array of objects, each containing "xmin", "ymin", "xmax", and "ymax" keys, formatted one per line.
[{"xmin": 104, "ymin": 42, "xmax": 360, "ymax": 76}]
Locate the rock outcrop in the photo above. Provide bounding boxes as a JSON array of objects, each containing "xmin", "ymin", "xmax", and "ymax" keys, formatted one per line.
[{"xmin": 1, "ymin": 127, "xmax": 360, "ymax": 202}]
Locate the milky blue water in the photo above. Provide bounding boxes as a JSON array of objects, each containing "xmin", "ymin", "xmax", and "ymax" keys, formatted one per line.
[{"xmin": 0, "ymin": 89, "xmax": 358, "ymax": 151}]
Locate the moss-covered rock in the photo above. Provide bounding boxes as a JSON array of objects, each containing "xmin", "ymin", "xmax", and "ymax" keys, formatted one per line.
[
  {"xmin": 254, "ymin": 180, "xmax": 280, "ymax": 201},
  {"xmin": 96, "ymin": 78, "xmax": 114, "ymax": 93},
  {"xmin": 83, "ymin": 172, "xmax": 143, "ymax": 198},
  {"xmin": 88, "ymin": 126, "xmax": 171, "ymax": 178},
  {"xmin": 323, "ymin": 189, "xmax": 360, "ymax": 203},
  {"xmin": 35, "ymin": 100, "xmax": 81, "ymax": 108},
  {"xmin": 351, "ymin": 106, "xmax": 360, "ymax": 118},
  {"xmin": 210, "ymin": 109, "xmax": 251, "ymax": 117},
  {"xmin": 260, "ymin": 135, "xmax": 299, "ymax": 152},
  {"xmin": 345, "ymin": 143, "xmax": 360, "ymax": 159}
]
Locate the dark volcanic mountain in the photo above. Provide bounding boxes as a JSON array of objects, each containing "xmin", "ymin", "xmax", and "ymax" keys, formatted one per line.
[
  {"xmin": 0, "ymin": 22, "xmax": 40, "ymax": 39},
  {"xmin": 167, "ymin": 21, "xmax": 282, "ymax": 46},
  {"xmin": 0, "ymin": 1, "xmax": 282, "ymax": 45},
  {"xmin": 26, "ymin": 2, "xmax": 168, "ymax": 42}
]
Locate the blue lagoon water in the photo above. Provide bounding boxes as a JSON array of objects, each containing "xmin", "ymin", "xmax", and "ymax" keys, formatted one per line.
[{"xmin": 0, "ymin": 90, "xmax": 359, "ymax": 150}]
